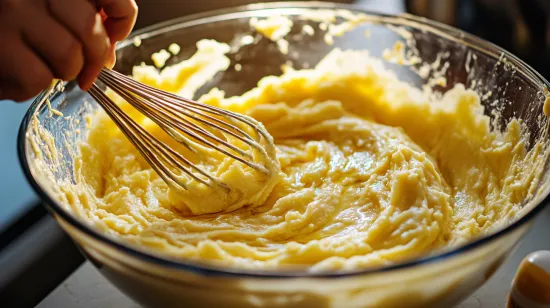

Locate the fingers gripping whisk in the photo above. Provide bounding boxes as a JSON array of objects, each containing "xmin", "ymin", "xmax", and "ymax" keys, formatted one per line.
[{"xmin": 88, "ymin": 68, "xmax": 276, "ymax": 192}]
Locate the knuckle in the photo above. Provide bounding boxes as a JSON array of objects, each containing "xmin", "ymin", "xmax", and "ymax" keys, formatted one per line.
[
  {"xmin": 82, "ymin": 11, "xmax": 97, "ymax": 40},
  {"xmin": 131, "ymin": 0, "xmax": 139, "ymax": 15},
  {"xmin": 46, "ymin": 0, "xmax": 61, "ymax": 14},
  {"xmin": 82, "ymin": 13, "xmax": 108, "ymax": 58},
  {"xmin": 83, "ymin": 12, "xmax": 102, "ymax": 41},
  {"xmin": 56, "ymin": 39, "xmax": 83, "ymax": 80}
]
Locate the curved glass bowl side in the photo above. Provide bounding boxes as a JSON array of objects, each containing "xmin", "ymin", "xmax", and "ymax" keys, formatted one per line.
[
  {"xmin": 18, "ymin": 2, "xmax": 550, "ymax": 280},
  {"xmin": 58, "ymin": 216, "xmax": 531, "ymax": 307}
]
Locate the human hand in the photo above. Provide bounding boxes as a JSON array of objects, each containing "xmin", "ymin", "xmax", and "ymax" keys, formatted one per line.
[{"xmin": 0, "ymin": 0, "xmax": 138, "ymax": 102}]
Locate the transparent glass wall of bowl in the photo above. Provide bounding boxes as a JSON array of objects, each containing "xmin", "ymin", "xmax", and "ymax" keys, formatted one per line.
[
  {"xmin": 61, "ymin": 217, "xmax": 532, "ymax": 308},
  {"xmin": 21, "ymin": 4, "xmax": 550, "ymax": 308}
]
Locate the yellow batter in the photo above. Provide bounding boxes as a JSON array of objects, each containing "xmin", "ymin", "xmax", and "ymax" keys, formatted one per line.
[{"xmin": 61, "ymin": 39, "xmax": 545, "ymax": 272}]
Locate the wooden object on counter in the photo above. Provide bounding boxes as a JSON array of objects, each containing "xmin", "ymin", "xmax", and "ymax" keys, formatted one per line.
[{"xmin": 508, "ymin": 251, "xmax": 550, "ymax": 308}]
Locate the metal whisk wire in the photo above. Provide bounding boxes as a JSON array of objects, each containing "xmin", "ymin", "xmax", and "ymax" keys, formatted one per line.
[{"xmin": 88, "ymin": 68, "xmax": 274, "ymax": 192}]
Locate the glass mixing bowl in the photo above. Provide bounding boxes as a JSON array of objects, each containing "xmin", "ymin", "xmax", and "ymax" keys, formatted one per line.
[{"xmin": 18, "ymin": 2, "xmax": 550, "ymax": 307}]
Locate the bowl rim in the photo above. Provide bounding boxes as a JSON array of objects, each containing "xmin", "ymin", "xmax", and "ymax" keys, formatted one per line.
[{"xmin": 18, "ymin": 1, "xmax": 550, "ymax": 278}]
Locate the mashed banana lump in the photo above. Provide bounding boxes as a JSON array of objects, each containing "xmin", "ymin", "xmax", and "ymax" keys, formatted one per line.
[{"xmin": 62, "ymin": 39, "xmax": 544, "ymax": 272}]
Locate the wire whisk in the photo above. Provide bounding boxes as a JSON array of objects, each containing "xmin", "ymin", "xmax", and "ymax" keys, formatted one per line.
[{"xmin": 87, "ymin": 68, "xmax": 277, "ymax": 193}]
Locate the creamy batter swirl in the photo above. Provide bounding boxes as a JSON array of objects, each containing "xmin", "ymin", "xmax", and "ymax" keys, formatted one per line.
[{"xmin": 61, "ymin": 40, "xmax": 545, "ymax": 272}]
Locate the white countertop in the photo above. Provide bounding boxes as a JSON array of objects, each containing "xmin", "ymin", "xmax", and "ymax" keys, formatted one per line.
[{"xmin": 37, "ymin": 206, "xmax": 550, "ymax": 308}]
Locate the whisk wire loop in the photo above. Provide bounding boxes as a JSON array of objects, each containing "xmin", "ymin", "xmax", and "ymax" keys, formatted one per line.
[{"xmin": 88, "ymin": 68, "xmax": 274, "ymax": 192}]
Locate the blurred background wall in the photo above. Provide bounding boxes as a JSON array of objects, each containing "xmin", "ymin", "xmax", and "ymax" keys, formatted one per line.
[{"xmin": 405, "ymin": 0, "xmax": 550, "ymax": 78}]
